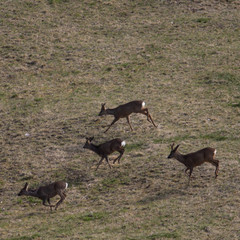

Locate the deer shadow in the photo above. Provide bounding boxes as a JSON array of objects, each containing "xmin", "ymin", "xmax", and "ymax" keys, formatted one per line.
[{"xmin": 138, "ymin": 187, "xmax": 187, "ymax": 204}]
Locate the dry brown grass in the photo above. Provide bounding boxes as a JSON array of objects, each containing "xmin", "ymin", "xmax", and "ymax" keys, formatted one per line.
[{"xmin": 1, "ymin": 0, "xmax": 240, "ymax": 239}]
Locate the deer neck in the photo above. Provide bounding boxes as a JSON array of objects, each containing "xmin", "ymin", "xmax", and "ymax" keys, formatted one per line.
[
  {"xmin": 25, "ymin": 189, "xmax": 39, "ymax": 198},
  {"xmin": 88, "ymin": 143, "xmax": 100, "ymax": 155},
  {"xmin": 105, "ymin": 108, "xmax": 116, "ymax": 116},
  {"xmin": 174, "ymin": 152, "xmax": 186, "ymax": 164}
]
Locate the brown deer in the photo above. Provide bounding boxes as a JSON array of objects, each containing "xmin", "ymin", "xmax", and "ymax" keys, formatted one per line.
[
  {"xmin": 18, "ymin": 181, "xmax": 68, "ymax": 210},
  {"xmin": 167, "ymin": 144, "xmax": 219, "ymax": 181},
  {"xmin": 98, "ymin": 100, "xmax": 157, "ymax": 132},
  {"xmin": 83, "ymin": 137, "xmax": 126, "ymax": 170}
]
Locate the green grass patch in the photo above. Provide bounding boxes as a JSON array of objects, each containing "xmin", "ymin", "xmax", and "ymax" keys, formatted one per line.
[
  {"xmin": 0, "ymin": 92, "xmax": 5, "ymax": 99},
  {"xmin": 154, "ymin": 135, "xmax": 196, "ymax": 144},
  {"xmin": 34, "ymin": 97, "xmax": 43, "ymax": 102},
  {"xmin": 26, "ymin": 196, "xmax": 40, "ymax": 204},
  {"xmin": 194, "ymin": 18, "xmax": 210, "ymax": 24},
  {"xmin": 147, "ymin": 231, "xmax": 180, "ymax": 239},
  {"xmin": 102, "ymin": 175, "xmax": 131, "ymax": 187},
  {"xmin": 7, "ymin": 233, "xmax": 41, "ymax": 240},
  {"xmin": 20, "ymin": 176, "xmax": 34, "ymax": 181},
  {"xmin": 126, "ymin": 142, "xmax": 144, "ymax": 151},
  {"xmin": 200, "ymin": 132, "xmax": 228, "ymax": 141},
  {"xmin": 47, "ymin": 0, "xmax": 68, "ymax": 5},
  {"xmin": 67, "ymin": 212, "xmax": 108, "ymax": 222},
  {"xmin": 229, "ymin": 102, "xmax": 240, "ymax": 108},
  {"xmin": 200, "ymin": 71, "xmax": 240, "ymax": 88}
]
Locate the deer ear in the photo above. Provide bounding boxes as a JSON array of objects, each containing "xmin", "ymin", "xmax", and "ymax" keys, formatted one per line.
[
  {"xmin": 24, "ymin": 183, "xmax": 29, "ymax": 190},
  {"xmin": 174, "ymin": 144, "xmax": 180, "ymax": 151},
  {"xmin": 89, "ymin": 137, "xmax": 94, "ymax": 141}
]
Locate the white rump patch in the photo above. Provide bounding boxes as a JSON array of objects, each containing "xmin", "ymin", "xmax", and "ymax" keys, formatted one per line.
[
  {"xmin": 142, "ymin": 102, "xmax": 146, "ymax": 108},
  {"xmin": 121, "ymin": 141, "xmax": 126, "ymax": 147},
  {"xmin": 214, "ymin": 149, "xmax": 217, "ymax": 155},
  {"xmin": 65, "ymin": 183, "xmax": 68, "ymax": 189}
]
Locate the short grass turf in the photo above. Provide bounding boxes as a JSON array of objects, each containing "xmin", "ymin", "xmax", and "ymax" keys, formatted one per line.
[{"xmin": 0, "ymin": 0, "xmax": 240, "ymax": 239}]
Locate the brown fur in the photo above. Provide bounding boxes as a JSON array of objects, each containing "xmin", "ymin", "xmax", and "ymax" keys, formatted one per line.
[
  {"xmin": 168, "ymin": 144, "xmax": 219, "ymax": 180},
  {"xmin": 18, "ymin": 181, "xmax": 67, "ymax": 210},
  {"xmin": 83, "ymin": 137, "xmax": 125, "ymax": 170},
  {"xmin": 98, "ymin": 100, "xmax": 157, "ymax": 132}
]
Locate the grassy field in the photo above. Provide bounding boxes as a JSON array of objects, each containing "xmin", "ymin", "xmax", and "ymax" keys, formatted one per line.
[{"xmin": 1, "ymin": 0, "xmax": 240, "ymax": 239}]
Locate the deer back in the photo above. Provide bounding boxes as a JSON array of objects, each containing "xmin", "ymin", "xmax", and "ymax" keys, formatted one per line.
[
  {"xmin": 35, "ymin": 181, "xmax": 67, "ymax": 199},
  {"xmin": 184, "ymin": 147, "xmax": 216, "ymax": 167},
  {"xmin": 115, "ymin": 101, "xmax": 144, "ymax": 117},
  {"xmin": 99, "ymin": 101, "xmax": 145, "ymax": 118},
  {"xmin": 98, "ymin": 138, "xmax": 124, "ymax": 155}
]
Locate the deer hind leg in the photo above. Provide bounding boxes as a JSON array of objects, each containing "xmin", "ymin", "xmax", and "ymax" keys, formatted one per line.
[
  {"xmin": 104, "ymin": 117, "xmax": 119, "ymax": 133},
  {"xmin": 113, "ymin": 149, "xmax": 124, "ymax": 164},
  {"xmin": 55, "ymin": 191, "xmax": 66, "ymax": 210},
  {"xmin": 126, "ymin": 116, "xmax": 133, "ymax": 131},
  {"xmin": 43, "ymin": 198, "xmax": 55, "ymax": 210},
  {"xmin": 140, "ymin": 108, "xmax": 157, "ymax": 128},
  {"xmin": 210, "ymin": 159, "xmax": 219, "ymax": 178}
]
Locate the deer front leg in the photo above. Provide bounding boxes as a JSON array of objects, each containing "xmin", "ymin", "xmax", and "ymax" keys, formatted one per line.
[
  {"xmin": 96, "ymin": 157, "xmax": 104, "ymax": 171},
  {"xmin": 105, "ymin": 156, "xmax": 111, "ymax": 169},
  {"xmin": 126, "ymin": 116, "xmax": 133, "ymax": 131},
  {"xmin": 104, "ymin": 117, "xmax": 119, "ymax": 133},
  {"xmin": 188, "ymin": 167, "xmax": 193, "ymax": 178}
]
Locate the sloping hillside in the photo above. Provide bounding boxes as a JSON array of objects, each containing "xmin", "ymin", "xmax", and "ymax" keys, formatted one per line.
[{"xmin": 0, "ymin": 0, "xmax": 240, "ymax": 239}]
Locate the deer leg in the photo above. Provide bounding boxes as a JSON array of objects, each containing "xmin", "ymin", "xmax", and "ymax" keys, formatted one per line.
[
  {"xmin": 105, "ymin": 156, "xmax": 111, "ymax": 169},
  {"xmin": 140, "ymin": 109, "xmax": 157, "ymax": 128},
  {"xmin": 113, "ymin": 155, "xmax": 120, "ymax": 164},
  {"xmin": 211, "ymin": 159, "xmax": 219, "ymax": 178},
  {"xmin": 148, "ymin": 113, "xmax": 157, "ymax": 128},
  {"xmin": 43, "ymin": 199, "xmax": 55, "ymax": 210},
  {"xmin": 104, "ymin": 117, "xmax": 119, "ymax": 133},
  {"xmin": 186, "ymin": 167, "xmax": 193, "ymax": 186},
  {"xmin": 126, "ymin": 116, "xmax": 133, "ymax": 131},
  {"xmin": 118, "ymin": 149, "xmax": 124, "ymax": 164},
  {"xmin": 113, "ymin": 150, "xmax": 124, "ymax": 164},
  {"xmin": 48, "ymin": 198, "xmax": 52, "ymax": 210},
  {"xmin": 96, "ymin": 157, "xmax": 104, "ymax": 171},
  {"xmin": 185, "ymin": 168, "xmax": 190, "ymax": 175},
  {"xmin": 55, "ymin": 191, "xmax": 66, "ymax": 210},
  {"xmin": 189, "ymin": 168, "xmax": 193, "ymax": 178}
]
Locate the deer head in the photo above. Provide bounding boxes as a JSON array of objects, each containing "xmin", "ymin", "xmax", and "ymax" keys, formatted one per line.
[
  {"xmin": 18, "ymin": 183, "xmax": 29, "ymax": 196},
  {"xmin": 83, "ymin": 137, "xmax": 94, "ymax": 149},
  {"xmin": 167, "ymin": 143, "xmax": 180, "ymax": 159},
  {"xmin": 98, "ymin": 103, "xmax": 107, "ymax": 116}
]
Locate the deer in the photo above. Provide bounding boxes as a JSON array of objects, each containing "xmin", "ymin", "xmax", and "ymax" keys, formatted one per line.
[
  {"xmin": 83, "ymin": 137, "xmax": 126, "ymax": 171},
  {"xmin": 167, "ymin": 143, "xmax": 219, "ymax": 182},
  {"xmin": 18, "ymin": 181, "xmax": 68, "ymax": 210},
  {"xmin": 98, "ymin": 100, "xmax": 157, "ymax": 132}
]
